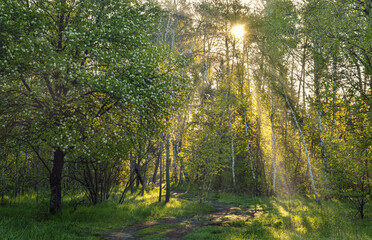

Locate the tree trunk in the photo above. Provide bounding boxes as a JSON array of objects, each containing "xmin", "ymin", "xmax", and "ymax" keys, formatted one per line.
[
  {"xmin": 244, "ymin": 111, "xmax": 256, "ymax": 185},
  {"xmin": 50, "ymin": 149, "xmax": 65, "ymax": 214},
  {"xmin": 172, "ymin": 139, "xmax": 178, "ymax": 183},
  {"xmin": 282, "ymin": 84, "xmax": 321, "ymax": 205},
  {"xmin": 170, "ymin": 11, "xmax": 178, "ymax": 54},
  {"xmin": 271, "ymin": 94, "xmax": 277, "ymax": 195},
  {"xmin": 241, "ymin": 46, "xmax": 257, "ymax": 193},
  {"xmin": 331, "ymin": 55, "xmax": 337, "ymax": 142},
  {"xmin": 142, "ymin": 139, "xmax": 151, "ymax": 189},
  {"xmin": 36, "ymin": 148, "xmax": 40, "ymax": 203},
  {"xmin": 158, "ymin": 141, "xmax": 163, "ymax": 202},
  {"xmin": 178, "ymin": 140, "xmax": 184, "ymax": 184},
  {"xmin": 153, "ymin": 152, "xmax": 160, "ymax": 184},
  {"xmin": 229, "ymin": 110, "xmax": 236, "ymax": 189},
  {"xmin": 300, "ymin": 38, "xmax": 307, "ymax": 106},
  {"xmin": 130, "ymin": 150, "xmax": 135, "ymax": 194},
  {"xmin": 136, "ymin": 155, "xmax": 141, "ymax": 187},
  {"xmin": 179, "ymin": 160, "xmax": 184, "ymax": 184},
  {"xmin": 165, "ymin": 134, "xmax": 171, "ymax": 203},
  {"xmin": 314, "ymin": 40, "xmax": 329, "ymax": 182},
  {"xmin": 15, "ymin": 149, "xmax": 20, "ymax": 199}
]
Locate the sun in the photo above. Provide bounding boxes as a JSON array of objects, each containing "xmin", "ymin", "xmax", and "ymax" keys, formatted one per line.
[{"xmin": 231, "ymin": 24, "xmax": 245, "ymax": 39}]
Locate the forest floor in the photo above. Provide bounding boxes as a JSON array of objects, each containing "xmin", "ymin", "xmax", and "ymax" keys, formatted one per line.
[
  {"xmin": 1, "ymin": 186, "xmax": 371, "ymax": 239},
  {"xmin": 101, "ymin": 191, "xmax": 258, "ymax": 240}
]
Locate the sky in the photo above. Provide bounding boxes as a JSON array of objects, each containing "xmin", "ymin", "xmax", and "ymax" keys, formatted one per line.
[{"xmin": 177, "ymin": 0, "xmax": 266, "ymax": 12}]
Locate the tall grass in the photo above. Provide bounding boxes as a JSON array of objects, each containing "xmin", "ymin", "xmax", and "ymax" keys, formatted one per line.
[
  {"xmin": 0, "ymin": 188, "xmax": 213, "ymax": 240},
  {"xmin": 184, "ymin": 190, "xmax": 372, "ymax": 240},
  {"xmin": 1, "ymin": 186, "xmax": 371, "ymax": 239}
]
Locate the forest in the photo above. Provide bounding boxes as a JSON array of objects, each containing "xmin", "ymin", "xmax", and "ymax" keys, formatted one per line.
[{"xmin": 0, "ymin": 0, "xmax": 371, "ymax": 239}]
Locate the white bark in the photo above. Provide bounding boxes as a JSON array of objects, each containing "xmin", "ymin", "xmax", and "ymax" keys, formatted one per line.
[
  {"xmin": 280, "ymin": 80, "xmax": 320, "ymax": 204},
  {"xmin": 189, "ymin": 23, "xmax": 201, "ymax": 55},
  {"xmin": 170, "ymin": 11, "xmax": 178, "ymax": 53},
  {"xmin": 163, "ymin": 16, "xmax": 171, "ymax": 46},
  {"xmin": 229, "ymin": 111, "xmax": 236, "ymax": 189}
]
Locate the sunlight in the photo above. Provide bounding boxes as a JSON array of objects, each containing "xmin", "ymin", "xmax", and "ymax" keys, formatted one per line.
[{"xmin": 231, "ymin": 24, "xmax": 245, "ymax": 39}]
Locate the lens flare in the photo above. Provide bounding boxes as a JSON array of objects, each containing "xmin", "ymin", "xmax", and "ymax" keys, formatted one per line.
[{"xmin": 231, "ymin": 24, "xmax": 245, "ymax": 39}]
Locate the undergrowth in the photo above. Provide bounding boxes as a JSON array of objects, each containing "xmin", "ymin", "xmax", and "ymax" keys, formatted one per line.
[
  {"xmin": 0, "ymin": 187, "xmax": 213, "ymax": 240},
  {"xmin": 1, "ymin": 185, "xmax": 371, "ymax": 239},
  {"xmin": 176, "ymin": 184, "xmax": 372, "ymax": 240}
]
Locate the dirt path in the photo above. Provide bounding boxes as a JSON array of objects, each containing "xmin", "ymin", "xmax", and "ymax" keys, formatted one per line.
[{"xmin": 101, "ymin": 192, "xmax": 257, "ymax": 240}]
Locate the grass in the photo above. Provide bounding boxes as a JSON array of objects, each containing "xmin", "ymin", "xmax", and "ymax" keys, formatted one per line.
[
  {"xmin": 0, "ymin": 188, "xmax": 213, "ymax": 240},
  {"xmin": 1, "ymin": 185, "xmax": 371, "ymax": 239},
  {"xmin": 181, "ymin": 189, "xmax": 372, "ymax": 240},
  {"xmin": 136, "ymin": 223, "xmax": 180, "ymax": 240}
]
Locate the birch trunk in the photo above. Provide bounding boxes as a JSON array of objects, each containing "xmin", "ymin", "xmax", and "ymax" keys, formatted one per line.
[
  {"xmin": 163, "ymin": 16, "xmax": 171, "ymax": 48},
  {"xmin": 280, "ymin": 80, "xmax": 321, "ymax": 204},
  {"xmin": 228, "ymin": 109, "xmax": 236, "ymax": 189},
  {"xmin": 298, "ymin": 39, "xmax": 307, "ymax": 105},
  {"xmin": 170, "ymin": 15, "xmax": 178, "ymax": 54},
  {"xmin": 189, "ymin": 23, "xmax": 201, "ymax": 55}
]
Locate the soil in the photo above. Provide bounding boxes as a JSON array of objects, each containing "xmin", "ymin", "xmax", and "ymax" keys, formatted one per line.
[{"xmin": 101, "ymin": 191, "xmax": 258, "ymax": 240}]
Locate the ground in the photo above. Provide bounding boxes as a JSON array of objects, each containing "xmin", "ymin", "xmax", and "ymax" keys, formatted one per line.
[
  {"xmin": 101, "ymin": 191, "xmax": 258, "ymax": 240},
  {"xmin": 0, "ymin": 187, "xmax": 371, "ymax": 239}
]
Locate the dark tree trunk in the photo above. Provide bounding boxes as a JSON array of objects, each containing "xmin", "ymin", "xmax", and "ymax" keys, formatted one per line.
[
  {"xmin": 165, "ymin": 134, "xmax": 171, "ymax": 203},
  {"xmin": 130, "ymin": 150, "xmax": 135, "ymax": 194},
  {"xmin": 158, "ymin": 141, "xmax": 163, "ymax": 202},
  {"xmin": 49, "ymin": 149, "xmax": 65, "ymax": 214},
  {"xmin": 178, "ymin": 141, "xmax": 184, "ymax": 184},
  {"xmin": 15, "ymin": 149, "xmax": 20, "ymax": 199},
  {"xmin": 36, "ymin": 149, "xmax": 40, "ymax": 203},
  {"xmin": 136, "ymin": 145, "xmax": 143, "ymax": 187},
  {"xmin": 136, "ymin": 154, "xmax": 140, "ymax": 187}
]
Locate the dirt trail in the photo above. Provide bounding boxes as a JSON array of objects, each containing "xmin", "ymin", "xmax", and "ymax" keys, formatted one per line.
[{"xmin": 101, "ymin": 192, "xmax": 257, "ymax": 240}]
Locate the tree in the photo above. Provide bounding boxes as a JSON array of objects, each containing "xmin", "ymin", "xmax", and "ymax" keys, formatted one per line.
[{"xmin": 0, "ymin": 0, "xmax": 187, "ymax": 214}]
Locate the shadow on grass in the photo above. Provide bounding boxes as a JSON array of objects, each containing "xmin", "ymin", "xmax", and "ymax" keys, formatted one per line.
[{"xmin": 180, "ymin": 189, "xmax": 372, "ymax": 240}]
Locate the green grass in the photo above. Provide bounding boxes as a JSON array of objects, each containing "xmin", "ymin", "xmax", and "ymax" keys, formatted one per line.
[
  {"xmin": 0, "ymin": 188, "xmax": 213, "ymax": 240},
  {"xmin": 1, "ymin": 186, "xmax": 371, "ymax": 239},
  {"xmin": 136, "ymin": 223, "xmax": 180, "ymax": 240},
  {"xmin": 183, "ymin": 191, "xmax": 372, "ymax": 240}
]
